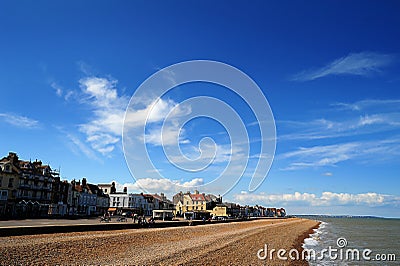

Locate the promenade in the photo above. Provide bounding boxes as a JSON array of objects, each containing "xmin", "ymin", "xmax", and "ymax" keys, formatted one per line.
[
  {"xmin": 0, "ymin": 217, "xmax": 194, "ymax": 237},
  {"xmin": 0, "ymin": 217, "xmax": 102, "ymax": 228}
]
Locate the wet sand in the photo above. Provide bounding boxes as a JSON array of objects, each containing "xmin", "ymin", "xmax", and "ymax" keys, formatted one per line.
[{"xmin": 0, "ymin": 218, "xmax": 319, "ymax": 265}]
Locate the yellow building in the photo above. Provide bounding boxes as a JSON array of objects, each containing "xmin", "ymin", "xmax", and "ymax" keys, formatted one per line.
[
  {"xmin": 174, "ymin": 190, "xmax": 218, "ymax": 216},
  {"xmin": 0, "ymin": 153, "xmax": 20, "ymax": 216},
  {"xmin": 211, "ymin": 205, "xmax": 227, "ymax": 217}
]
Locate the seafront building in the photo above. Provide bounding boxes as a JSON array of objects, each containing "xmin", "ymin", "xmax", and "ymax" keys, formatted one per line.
[
  {"xmin": 0, "ymin": 152, "xmax": 60, "ymax": 217},
  {"xmin": 0, "ymin": 152, "xmax": 109, "ymax": 218},
  {"xmin": 173, "ymin": 190, "xmax": 221, "ymax": 216},
  {"xmin": 0, "ymin": 151, "xmax": 286, "ymax": 219},
  {"xmin": 108, "ymin": 183, "xmax": 174, "ymax": 216}
]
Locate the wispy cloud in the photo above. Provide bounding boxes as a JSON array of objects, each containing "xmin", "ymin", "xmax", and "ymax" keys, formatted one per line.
[
  {"xmin": 78, "ymin": 77, "xmax": 129, "ymax": 155},
  {"xmin": 64, "ymin": 132, "xmax": 100, "ymax": 161},
  {"xmin": 279, "ymin": 99, "xmax": 400, "ymax": 141},
  {"xmin": 50, "ymin": 81, "xmax": 63, "ymax": 97},
  {"xmin": 279, "ymin": 138, "xmax": 400, "ymax": 170},
  {"xmin": 49, "ymin": 81, "xmax": 76, "ymax": 101},
  {"xmin": 332, "ymin": 99, "xmax": 400, "ymax": 112},
  {"xmin": 293, "ymin": 52, "xmax": 395, "ymax": 81},
  {"xmin": 0, "ymin": 113, "xmax": 39, "ymax": 129},
  {"xmin": 234, "ymin": 191, "xmax": 400, "ymax": 207},
  {"xmin": 126, "ymin": 98, "xmax": 192, "ymax": 147},
  {"xmin": 279, "ymin": 113, "xmax": 400, "ymax": 141}
]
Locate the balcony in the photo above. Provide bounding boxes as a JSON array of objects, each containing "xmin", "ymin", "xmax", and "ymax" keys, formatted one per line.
[
  {"xmin": 33, "ymin": 185, "xmax": 52, "ymax": 191},
  {"xmin": 19, "ymin": 184, "xmax": 32, "ymax": 189}
]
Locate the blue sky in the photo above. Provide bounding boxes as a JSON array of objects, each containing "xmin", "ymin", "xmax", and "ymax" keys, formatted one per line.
[{"xmin": 1, "ymin": 1, "xmax": 399, "ymax": 217}]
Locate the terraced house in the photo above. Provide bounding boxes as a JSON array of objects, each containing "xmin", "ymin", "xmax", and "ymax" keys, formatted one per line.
[
  {"xmin": 0, "ymin": 152, "xmax": 59, "ymax": 217},
  {"xmin": 0, "ymin": 152, "xmax": 109, "ymax": 218}
]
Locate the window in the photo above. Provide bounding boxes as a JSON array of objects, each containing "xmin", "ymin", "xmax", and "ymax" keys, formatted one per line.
[
  {"xmin": 8, "ymin": 178, "xmax": 14, "ymax": 188},
  {"xmin": 0, "ymin": 190, "xmax": 7, "ymax": 201},
  {"xmin": 104, "ymin": 189, "xmax": 107, "ymax": 193},
  {"xmin": 0, "ymin": 177, "xmax": 2, "ymax": 186}
]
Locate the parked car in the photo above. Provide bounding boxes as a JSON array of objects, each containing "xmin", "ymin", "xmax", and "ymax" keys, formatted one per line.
[
  {"xmin": 122, "ymin": 211, "xmax": 133, "ymax": 218},
  {"xmin": 212, "ymin": 216, "xmax": 227, "ymax": 221}
]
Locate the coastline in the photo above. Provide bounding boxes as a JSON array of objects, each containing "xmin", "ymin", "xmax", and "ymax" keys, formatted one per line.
[
  {"xmin": 0, "ymin": 218, "xmax": 320, "ymax": 265},
  {"xmin": 292, "ymin": 220, "xmax": 322, "ymax": 266}
]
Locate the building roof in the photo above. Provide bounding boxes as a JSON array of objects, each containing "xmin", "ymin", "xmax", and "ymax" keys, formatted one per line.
[{"xmin": 190, "ymin": 194, "xmax": 206, "ymax": 201}]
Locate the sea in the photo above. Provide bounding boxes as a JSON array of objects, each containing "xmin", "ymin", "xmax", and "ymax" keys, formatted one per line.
[{"xmin": 300, "ymin": 216, "xmax": 400, "ymax": 265}]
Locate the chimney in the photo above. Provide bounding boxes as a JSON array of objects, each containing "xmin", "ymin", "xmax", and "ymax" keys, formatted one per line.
[
  {"xmin": 111, "ymin": 182, "xmax": 116, "ymax": 194},
  {"xmin": 8, "ymin": 152, "xmax": 18, "ymax": 165},
  {"xmin": 82, "ymin": 178, "xmax": 87, "ymax": 186},
  {"xmin": 194, "ymin": 190, "xmax": 199, "ymax": 194},
  {"xmin": 123, "ymin": 187, "xmax": 127, "ymax": 194}
]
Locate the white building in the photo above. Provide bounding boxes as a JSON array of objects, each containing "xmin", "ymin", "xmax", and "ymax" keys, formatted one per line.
[{"xmin": 108, "ymin": 191, "xmax": 173, "ymax": 216}]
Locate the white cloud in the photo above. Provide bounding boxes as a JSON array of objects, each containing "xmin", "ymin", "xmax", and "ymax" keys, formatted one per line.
[
  {"xmin": 234, "ymin": 191, "xmax": 399, "ymax": 207},
  {"xmin": 124, "ymin": 98, "xmax": 192, "ymax": 150},
  {"xmin": 50, "ymin": 82, "xmax": 63, "ymax": 97},
  {"xmin": 50, "ymin": 81, "xmax": 76, "ymax": 101},
  {"xmin": 75, "ymin": 75, "xmax": 193, "ymax": 157},
  {"xmin": 64, "ymin": 132, "xmax": 100, "ymax": 161},
  {"xmin": 0, "ymin": 113, "xmax": 39, "ymax": 128},
  {"xmin": 78, "ymin": 77, "xmax": 129, "ymax": 155},
  {"xmin": 125, "ymin": 98, "xmax": 191, "ymax": 131},
  {"xmin": 293, "ymin": 52, "xmax": 394, "ymax": 81},
  {"xmin": 145, "ymin": 124, "xmax": 187, "ymax": 146},
  {"xmin": 113, "ymin": 178, "xmax": 204, "ymax": 197},
  {"xmin": 64, "ymin": 90, "xmax": 74, "ymax": 101}
]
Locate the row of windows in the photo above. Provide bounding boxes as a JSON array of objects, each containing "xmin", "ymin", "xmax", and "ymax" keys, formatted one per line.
[
  {"xmin": 111, "ymin": 202, "xmax": 148, "ymax": 208},
  {"xmin": 185, "ymin": 206, "xmax": 204, "ymax": 210},
  {"xmin": 0, "ymin": 177, "xmax": 15, "ymax": 188},
  {"xmin": 186, "ymin": 201, "xmax": 205, "ymax": 205},
  {"xmin": 17, "ymin": 190, "xmax": 50, "ymax": 199},
  {"xmin": 112, "ymin": 197, "xmax": 144, "ymax": 203}
]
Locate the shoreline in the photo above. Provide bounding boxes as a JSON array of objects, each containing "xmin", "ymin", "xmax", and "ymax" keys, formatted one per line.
[
  {"xmin": 0, "ymin": 218, "xmax": 320, "ymax": 265},
  {"xmin": 292, "ymin": 220, "xmax": 322, "ymax": 266}
]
